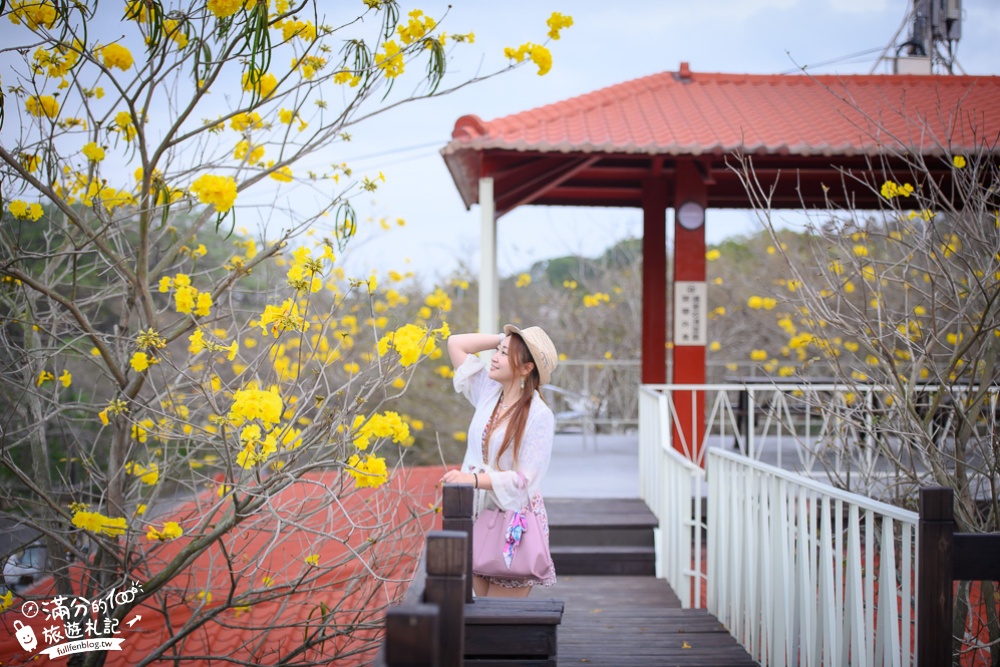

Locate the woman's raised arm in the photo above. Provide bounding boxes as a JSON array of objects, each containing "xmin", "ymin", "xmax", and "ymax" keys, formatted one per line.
[{"xmin": 447, "ymin": 332, "xmax": 504, "ymax": 368}]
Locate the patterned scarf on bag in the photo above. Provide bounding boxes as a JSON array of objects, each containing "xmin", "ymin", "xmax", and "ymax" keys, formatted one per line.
[{"xmin": 503, "ymin": 511, "xmax": 528, "ymax": 569}]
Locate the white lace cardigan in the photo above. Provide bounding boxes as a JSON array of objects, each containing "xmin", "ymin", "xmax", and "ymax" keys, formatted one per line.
[{"xmin": 453, "ymin": 354, "xmax": 555, "ymax": 514}]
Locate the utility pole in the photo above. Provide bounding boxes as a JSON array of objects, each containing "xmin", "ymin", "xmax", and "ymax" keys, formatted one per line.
[{"xmin": 893, "ymin": 0, "xmax": 963, "ymax": 74}]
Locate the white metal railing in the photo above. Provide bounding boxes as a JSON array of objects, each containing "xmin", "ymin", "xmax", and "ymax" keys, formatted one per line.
[
  {"xmin": 636, "ymin": 382, "xmax": 998, "ymax": 497},
  {"xmin": 708, "ymin": 449, "xmax": 919, "ymax": 667},
  {"xmin": 638, "ymin": 381, "xmax": 996, "ymax": 664},
  {"xmin": 639, "ymin": 387, "xmax": 706, "ymax": 609}
]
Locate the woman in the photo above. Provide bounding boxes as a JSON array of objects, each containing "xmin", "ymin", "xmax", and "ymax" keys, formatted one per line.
[{"xmin": 440, "ymin": 324, "xmax": 558, "ymax": 597}]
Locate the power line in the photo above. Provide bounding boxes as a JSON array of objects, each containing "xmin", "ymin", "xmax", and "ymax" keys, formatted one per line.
[{"xmin": 780, "ymin": 46, "xmax": 888, "ymax": 75}]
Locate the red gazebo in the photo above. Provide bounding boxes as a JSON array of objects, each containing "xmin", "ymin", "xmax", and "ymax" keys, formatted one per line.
[{"xmin": 441, "ymin": 64, "xmax": 1000, "ymax": 455}]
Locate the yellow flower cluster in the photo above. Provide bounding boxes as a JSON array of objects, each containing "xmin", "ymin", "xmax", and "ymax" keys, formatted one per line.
[
  {"xmin": 397, "ymin": 9, "xmax": 435, "ymax": 44},
  {"xmin": 352, "ymin": 411, "xmax": 411, "ymax": 450},
  {"xmin": 546, "ymin": 12, "xmax": 574, "ymax": 40},
  {"xmin": 8, "ymin": 200, "xmax": 45, "ymax": 221},
  {"xmin": 98, "ymin": 398, "xmax": 129, "ymax": 426},
  {"xmin": 377, "ymin": 323, "xmax": 445, "ymax": 367},
  {"xmin": 880, "ymin": 180, "xmax": 914, "ymax": 199},
  {"xmin": 258, "ymin": 298, "xmax": 310, "ymax": 336},
  {"xmin": 297, "ymin": 55, "xmax": 327, "ymax": 80},
  {"xmin": 285, "ymin": 245, "xmax": 329, "ymax": 292},
  {"xmin": 190, "ymin": 173, "xmax": 238, "ymax": 213},
  {"xmin": 376, "ymin": 40, "xmax": 404, "ymax": 79},
  {"xmin": 278, "ymin": 18, "xmax": 316, "ymax": 42},
  {"xmin": 788, "ymin": 332, "xmax": 814, "ymax": 349},
  {"xmin": 130, "ymin": 351, "xmax": 162, "ymax": 372},
  {"xmin": 424, "ymin": 287, "xmax": 452, "ymax": 312},
  {"xmin": 242, "ymin": 69, "xmax": 278, "ymax": 98},
  {"xmin": 131, "ymin": 417, "xmax": 154, "ymax": 443},
  {"xmin": 99, "ymin": 43, "xmax": 134, "ymax": 70},
  {"xmin": 19, "ymin": 152, "xmax": 41, "ymax": 172},
  {"xmin": 126, "ymin": 461, "xmax": 160, "ymax": 485},
  {"xmin": 206, "ymin": 0, "xmax": 244, "ymax": 19},
  {"xmin": 114, "ymin": 110, "xmax": 138, "ymax": 142},
  {"xmin": 229, "ymin": 383, "xmax": 283, "ymax": 427},
  {"xmin": 504, "ymin": 42, "xmax": 553, "ymax": 76},
  {"xmin": 32, "ymin": 42, "xmax": 81, "ymax": 78},
  {"xmin": 583, "ymin": 292, "xmax": 611, "ymax": 308},
  {"xmin": 72, "ymin": 510, "xmax": 127, "ymax": 537},
  {"xmin": 515, "ymin": 273, "xmax": 531, "ymax": 288},
  {"xmin": 236, "ymin": 423, "xmax": 279, "ymax": 468},
  {"xmin": 333, "ymin": 70, "xmax": 362, "ymax": 87},
  {"xmin": 747, "ymin": 295, "xmax": 777, "ymax": 310},
  {"xmin": 147, "ymin": 521, "xmax": 183, "ymax": 541},
  {"xmin": 234, "ymin": 139, "xmax": 265, "ymax": 164},
  {"xmin": 136, "ymin": 328, "xmax": 167, "ymax": 350},
  {"xmin": 270, "ymin": 165, "xmax": 293, "ymax": 182},
  {"xmin": 159, "ymin": 273, "xmax": 213, "ymax": 317},
  {"xmin": 230, "ymin": 111, "xmax": 263, "ymax": 132},
  {"xmin": 82, "ymin": 142, "xmax": 105, "ymax": 162},
  {"xmin": 346, "ymin": 453, "xmax": 388, "ymax": 489},
  {"xmin": 25, "ymin": 94, "xmax": 59, "ymax": 118},
  {"xmin": 939, "ymin": 233, "xmax": 961, "ymax": 258},
  {"xmin": 8, "ymin": 0, "xmax": 57, "ymax": 30},
  {"xmin": 188, "ymin": 328, "xmax": 239, "ymax": 359},
  {"xmin": 163, "ymin": 18, "xmax": 189, "ymax": 48}
]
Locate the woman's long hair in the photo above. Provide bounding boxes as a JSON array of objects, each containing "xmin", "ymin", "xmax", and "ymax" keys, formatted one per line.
[{"xmin": 494, "ymin": 333, "xmax": 543, "ymax": 470}]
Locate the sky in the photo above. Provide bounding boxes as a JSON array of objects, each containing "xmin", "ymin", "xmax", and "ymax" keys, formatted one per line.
[
  {"xmin": 2, "ymin": 2, "xmax": 997, "ymax": 283},
  {"xmin": 328, "ymin": 0, "xmax": 1000, "ymax": 282}
]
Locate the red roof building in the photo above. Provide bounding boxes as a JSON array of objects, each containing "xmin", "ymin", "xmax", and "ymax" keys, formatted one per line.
[{"xmin": 442, "ymin": 65, "xmax": 1000, "ymax": 459}]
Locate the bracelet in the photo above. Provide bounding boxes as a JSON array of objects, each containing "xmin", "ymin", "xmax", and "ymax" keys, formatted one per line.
[{"xmin": 473, "ymin": 473, "xmax": 479, "ymax": 489}]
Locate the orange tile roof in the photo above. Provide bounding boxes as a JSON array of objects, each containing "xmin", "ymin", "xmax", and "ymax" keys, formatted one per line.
[
  {"xmin": 444, "ymin": 67, "xmax": 1000, "ymax": 157},
  {"xmin": 0, "ymin": 466, "xmax": 445, "ymax": 667},
  {"xmin": 441, "ymin": 66, "xmax": 1000, "ymax": 212}
]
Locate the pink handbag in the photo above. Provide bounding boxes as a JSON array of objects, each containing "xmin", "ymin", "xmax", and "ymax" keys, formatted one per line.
[{"xmin": 472, "ymin": 491, "xmax": 553, "ymax": 581}]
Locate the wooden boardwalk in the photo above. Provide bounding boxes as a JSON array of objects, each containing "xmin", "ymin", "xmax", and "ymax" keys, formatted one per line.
[
  {"xmin": 544, "ymin": 576, "xmax": 756, "ymax": 667},
  {"xmin": 540, "ymin": 497, "xmax": 756, "ymax": 667}
]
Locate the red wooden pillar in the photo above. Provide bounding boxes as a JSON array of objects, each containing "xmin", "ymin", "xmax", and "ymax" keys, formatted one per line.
[
  {"xmin": 641, "ymin": 176, "xmax": 668, "ymax": 385},
  {"xmin": 672, "ymin": 159, "xmax": 707, "ymax": 464}
]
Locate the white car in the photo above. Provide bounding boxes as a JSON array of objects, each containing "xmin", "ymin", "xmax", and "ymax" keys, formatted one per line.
[{"xmin": 2, "ymin": 542, "xmax": 46, "ymax": 589}]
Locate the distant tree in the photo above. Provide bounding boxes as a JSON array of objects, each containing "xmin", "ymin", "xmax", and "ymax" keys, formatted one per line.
[{"xmin": 733, "ymin": 84, "xmax": 1000, "ymax": 663}]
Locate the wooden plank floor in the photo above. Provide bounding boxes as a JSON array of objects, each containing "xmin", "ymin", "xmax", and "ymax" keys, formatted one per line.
[{"xmin": 545, "ymin": 576, "xmax": 757, "ymax": 667}]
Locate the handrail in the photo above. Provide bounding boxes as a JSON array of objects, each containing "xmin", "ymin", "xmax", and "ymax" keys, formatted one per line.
[
  {"xmin": 377, "ymin": 484, "xmax": 473, "ymax": 667},
  {"xmin": 917, "ymin": 487, "xmax": 1000, "ymax": 666},
  {"xmin": 639, "ymin": 387, "xmax": 707, "ymax": 608},
  {"xmin": 640, "ymin": 382, "xmax": 998, "ymax": 666},
  {"xmin": 708, "ymin": 448, "xmax": 919, "ymax": 667}
]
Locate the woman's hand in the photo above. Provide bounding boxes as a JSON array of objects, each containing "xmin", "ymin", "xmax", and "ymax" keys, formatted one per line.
[
  {"xmin": 440, "ymin": 468, "xmax": 490, "ymax": 490},
  {"xmin": 440, "ymin": 468, "xmax": 475, "ymax": 486}
]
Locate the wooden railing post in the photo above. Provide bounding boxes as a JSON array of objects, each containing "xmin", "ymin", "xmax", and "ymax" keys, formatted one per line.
[
  {"xmin": 918, "ymin": 487, "xmax": 955, "ymax": 667},
  {"xmin": 442, "ymin": 483, "xmax": 474, "ymax": 603},
  {"xmin": 423, "ymin": 530, "xmax": 468, "ymax": 667},
  {"xmin": 383, "ymin": 604, "xmax": 440, "ymax": 667}
]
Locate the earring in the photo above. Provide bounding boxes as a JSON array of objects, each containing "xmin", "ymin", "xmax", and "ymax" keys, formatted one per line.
[{"xmin": 520, "ymin": 378, "xmax": 525, "ymax": 389}]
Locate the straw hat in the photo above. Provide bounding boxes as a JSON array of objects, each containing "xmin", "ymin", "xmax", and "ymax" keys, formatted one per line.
[{"xmin": 503, "ymin": 324, "xmax": 558, "ymax": 386}]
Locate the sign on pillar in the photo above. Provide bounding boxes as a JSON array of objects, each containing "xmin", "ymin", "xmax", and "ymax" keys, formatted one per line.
[{"xmin": 674, "ymin": 282, "xmax": 707, "ymax": 346}]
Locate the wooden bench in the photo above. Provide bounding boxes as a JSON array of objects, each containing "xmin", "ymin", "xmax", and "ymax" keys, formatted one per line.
[{"xmin": 464, "ymin": 597, "xmax": 563, "ymax": 666}]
